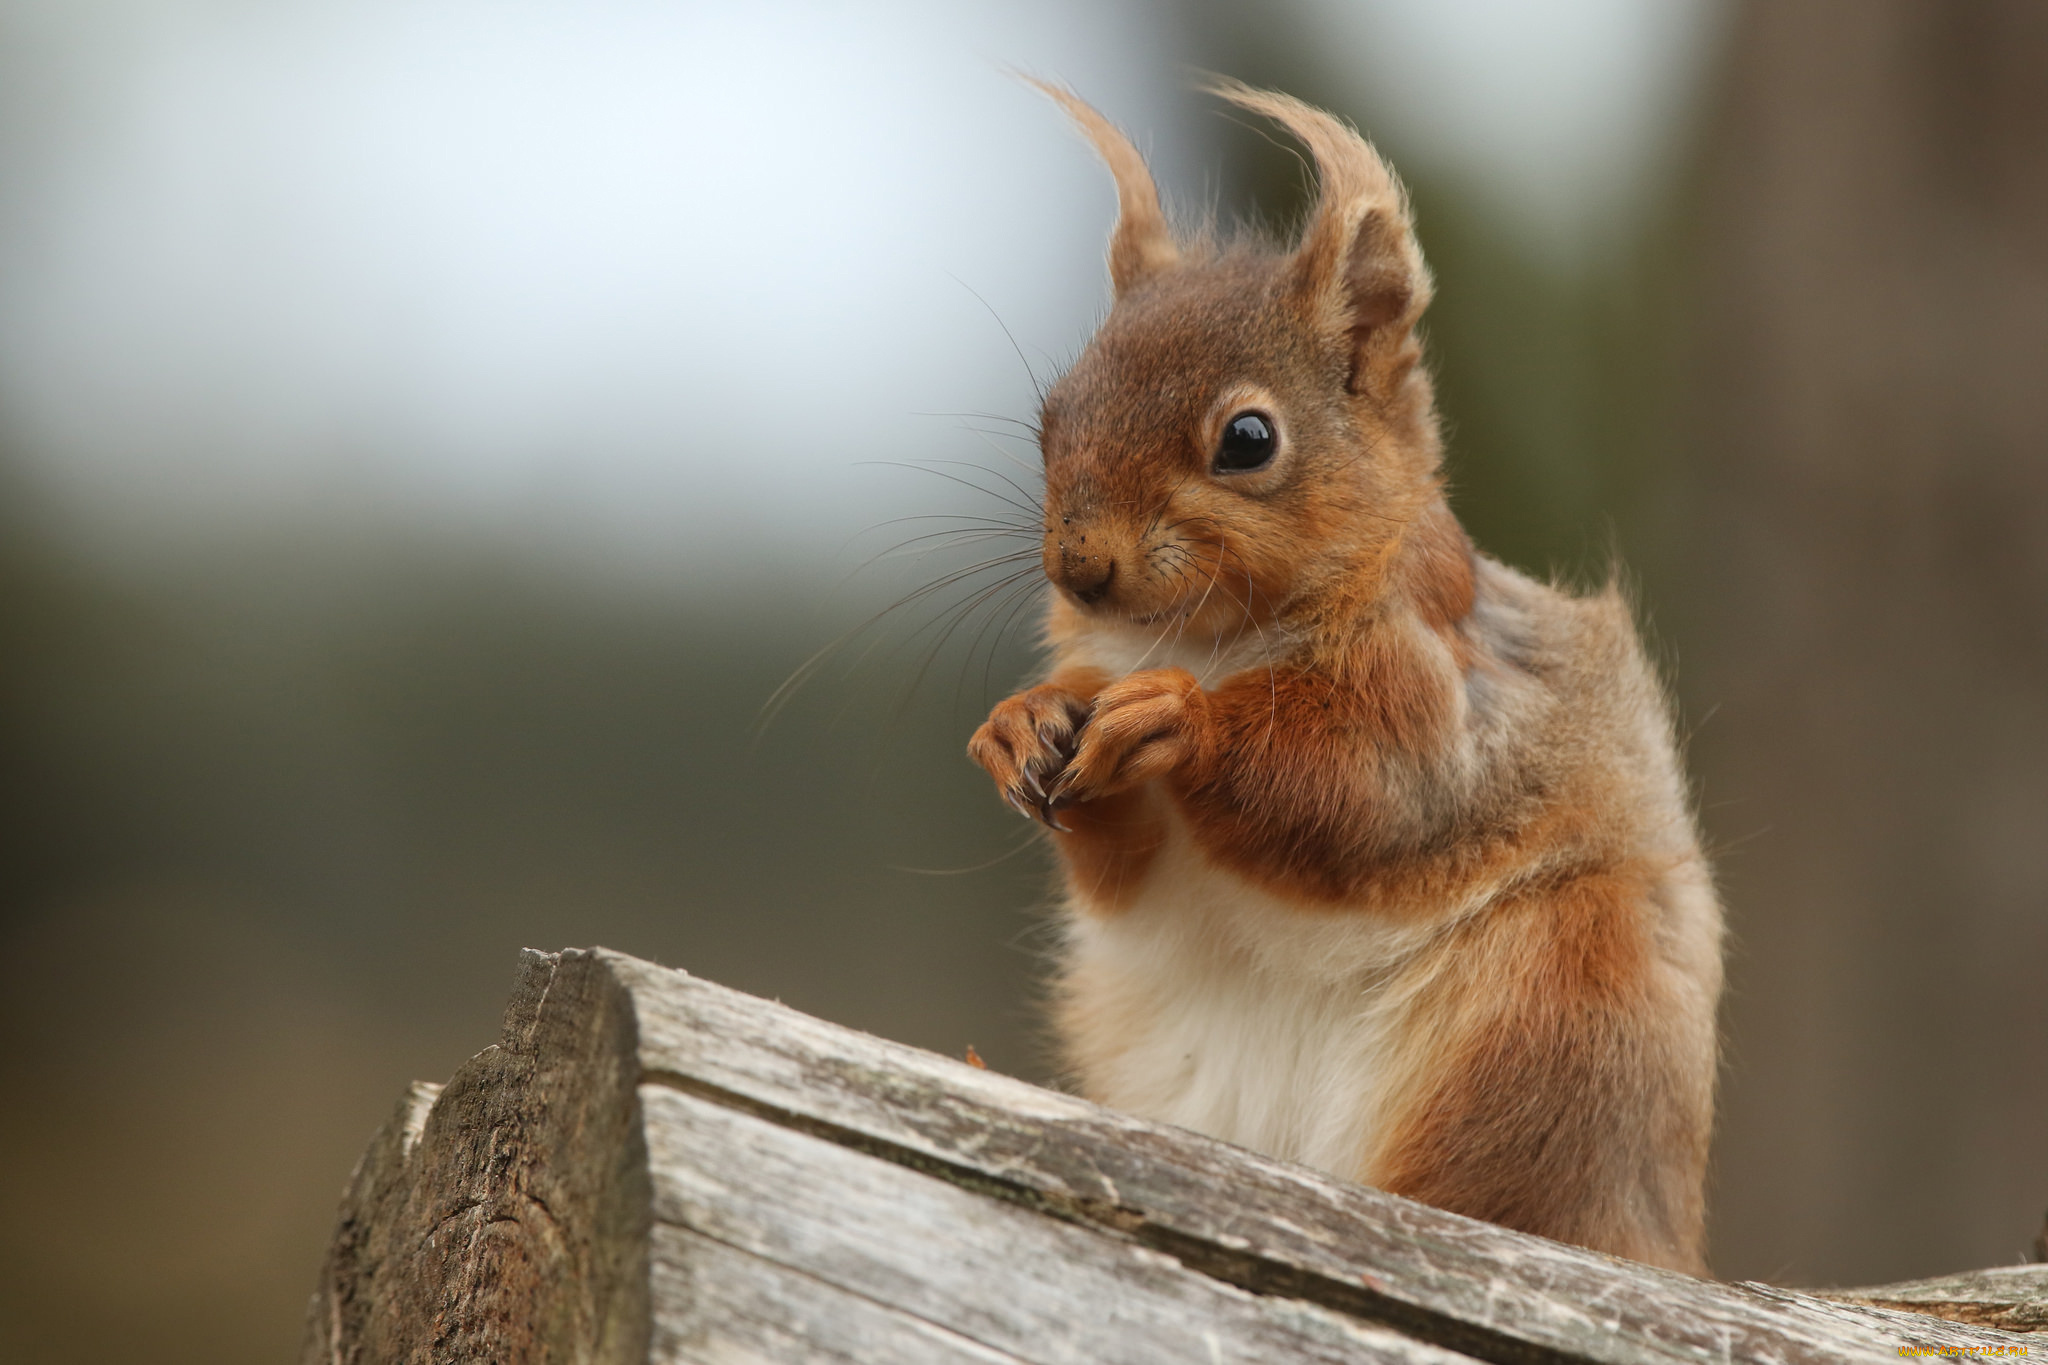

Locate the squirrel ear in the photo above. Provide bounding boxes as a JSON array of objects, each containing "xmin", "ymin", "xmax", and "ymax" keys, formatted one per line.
[
  {"xmin": 1028, "ymin": 80, "xmax": 1180, "ymax": 296},
  {"xmin": 1209, "ymin": 80, "xmax": 1432, "ymax": 397}
]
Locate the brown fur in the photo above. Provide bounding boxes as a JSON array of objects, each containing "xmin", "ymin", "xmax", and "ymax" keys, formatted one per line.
[
  {"xmin": 1364, "ymin": 866, "xmax": 1712, "ymax": 1268},
  {"xmin": 966, "ymin": 84, "xmax": 1723, "ymax": 1274}
]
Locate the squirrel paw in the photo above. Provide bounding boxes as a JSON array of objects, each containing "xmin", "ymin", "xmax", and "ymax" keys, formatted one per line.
[
  {"xmin": 968, "ymin": 683, "xmax": 1093, "ymax": 830},
  {"xmin": 1048, "ymin": 668, "xmax": 1204, "ymax": 808}
]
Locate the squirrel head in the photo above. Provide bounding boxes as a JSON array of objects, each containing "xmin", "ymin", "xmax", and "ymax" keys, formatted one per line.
[{"xmin": 1031, "ymin": 82, "xmax": 1448, "ymax": 642}]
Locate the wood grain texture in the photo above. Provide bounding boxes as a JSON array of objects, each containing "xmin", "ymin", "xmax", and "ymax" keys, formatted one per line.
[
  {"xmin": 305, "ymin": 947, "xmax": 2048, "ymax": 1363},
  {"xmin": 1816, "ymin": 1265, "xmax": 2048, "ymax": 1333},
  {"xmin": 649, "ymin": 1226, "xmax": 1033, "ymax": 1365},
  {"xmin": 302, "ymin": 951, "xmax": 652, "ymax": 1364},
  {"xmin": 642, "ymin": 1083, "xmax": 1475, "ymax": 1365}
]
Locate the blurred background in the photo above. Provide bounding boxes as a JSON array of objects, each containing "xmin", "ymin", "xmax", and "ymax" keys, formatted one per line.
[{"xmin": 0, "ymin": 1, "xmax": 2042, "ymax": 1357}]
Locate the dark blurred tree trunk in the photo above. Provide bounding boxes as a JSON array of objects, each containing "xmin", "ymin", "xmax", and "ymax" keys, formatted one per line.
[{"xmin": 1688, "ymin": 0, "xmax": 2048, "ymax": 1285}]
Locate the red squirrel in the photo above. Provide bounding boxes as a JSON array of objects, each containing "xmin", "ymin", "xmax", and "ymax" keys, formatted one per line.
[{"xmin": 967, "ymin": 82, "xmax": 1724, "ymax": 1274}]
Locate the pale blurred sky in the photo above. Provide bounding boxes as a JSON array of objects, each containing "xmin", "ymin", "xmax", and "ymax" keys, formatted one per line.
[{"xmin": 0, "ymin": 0, "xmax": 1717, "ymax": 577}]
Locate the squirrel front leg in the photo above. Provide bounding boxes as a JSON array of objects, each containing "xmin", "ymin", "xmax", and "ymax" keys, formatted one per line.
[
  {"xmin": 1162, "ymin": 644, "xmax": 1457, "ymax": 906},
  {"xmin": 970, "ymin": 666, "xmax": 1209, "ymax": 820},
  {"xmin": 967, "ymin": 668, "xmax": 1108, "ymax": 827},
  {"xmin": 974, "ymin": 656, "xmax": 1435, "ymax": 906},
  {"xmin": 970, "ymin": 667, "xmax": 1191, "ymax": 909},
  {"xmin": 1045, "ymin": 668, "xmax": 1208, "ymax": 808}
]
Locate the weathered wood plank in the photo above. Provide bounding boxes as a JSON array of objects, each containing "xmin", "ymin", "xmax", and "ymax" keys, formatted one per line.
[
  {"xmin": 306, "ymin": 947, "xmax": 2046, "ymax": 1363},
  {"xmin": 599, "ymin": 949, "xmax": 2034, "ymax": 1365},
  {"xmin": 643, "ymin": 1082, "xmax": 1481, "ymax": 1365},
  {"xmin": 1815, "ymin": 1265, "xmax": 2048, "ymax": 1333},
  {"xmin": 649, "ymin": 1225, "xmax": 1033, "ymax": 1365}
]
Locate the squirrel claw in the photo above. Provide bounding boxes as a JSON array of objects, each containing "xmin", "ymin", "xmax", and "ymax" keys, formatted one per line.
[{"xmin": 969, "ymin": 680, "xmax": 1096, "ymax": 833}]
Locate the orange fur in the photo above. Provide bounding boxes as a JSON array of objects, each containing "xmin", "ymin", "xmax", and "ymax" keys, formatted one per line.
[
  {"xmin": 1026, "ymin": 79, "xmax": 1179, "ymax": 295},
  {"xmin": 966, "ymin": 85, "xmax": 1723, "ymax": 1273},
  {"xmin": 1050, "ymin": 787, "xmax": 1171, "ymax": 913},
  {"xmin": 1363, "ymin": 866, "xmax": 1713, "ymax": 1271}
]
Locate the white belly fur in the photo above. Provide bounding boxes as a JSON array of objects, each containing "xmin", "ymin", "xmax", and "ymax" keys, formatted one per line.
[{"xmin": 1061, "ymin": 803, "xmax": 1441, "ymax": 1179}]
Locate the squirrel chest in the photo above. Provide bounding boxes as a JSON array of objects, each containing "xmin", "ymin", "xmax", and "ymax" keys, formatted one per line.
[{"xmin": 1059, "ymin": 797, "xmax": 1439, "ymax": 1178}]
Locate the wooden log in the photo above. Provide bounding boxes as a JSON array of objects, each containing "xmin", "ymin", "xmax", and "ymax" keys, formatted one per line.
[
  {"xmin": 1815, "ymin": 1267, "xmax": 2048, "ymax": 1335},
  {"xmin": 304, "ymin": 948, "xmax": 2047, "ymax": 1363}
]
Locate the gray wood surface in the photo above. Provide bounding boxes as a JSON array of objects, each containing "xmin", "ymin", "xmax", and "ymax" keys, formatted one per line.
[
  {"xmin": 1816, "ymin": 1265, "xmax": 2048, "ymax": 1334},
  {"xmin": 305, "ymin": 947, "xmax": 2048, "ymax": 1363}
]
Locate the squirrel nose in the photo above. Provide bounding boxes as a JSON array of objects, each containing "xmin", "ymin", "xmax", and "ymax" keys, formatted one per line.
[{"xmin": 1058, "ymin": 547, "xmax": 1117, "ymax": 604}]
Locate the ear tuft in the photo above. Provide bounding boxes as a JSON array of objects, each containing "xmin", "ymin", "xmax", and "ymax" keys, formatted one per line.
[
  {"xmin": 1207, "ymin": 79, "xmax": 1431, "ymax": 394},
  {"xmin": 1026, "ymin": 78, "xmax": 1180, "ymax": 296}
]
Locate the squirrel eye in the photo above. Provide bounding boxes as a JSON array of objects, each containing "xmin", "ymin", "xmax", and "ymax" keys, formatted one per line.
[{"xmin": 1213, "ymin": 411, "xmax": 1278, "ymax": 473}]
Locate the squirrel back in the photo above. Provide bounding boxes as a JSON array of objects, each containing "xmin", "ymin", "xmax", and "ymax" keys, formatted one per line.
[{"xmin": 967, "ymin": 82, "xmax": 1723, "ymax": 1274}]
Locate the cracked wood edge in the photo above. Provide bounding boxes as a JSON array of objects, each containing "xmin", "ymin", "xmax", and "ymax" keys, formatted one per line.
[
  {"xmin": 587, "ymin": 946, "xmax": 2040, "ymax": 1365},
  {"xmin": 300, "ymin": 951, "xmax": 652, "ymax": 1365},
  {"xmin": 1812, "ymin": 1265, "xmax": 2048, "ymax": 1333},
  {"xmin": 302, "ymin": 1080, "xmax": 444, "ymax": 1362}
]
